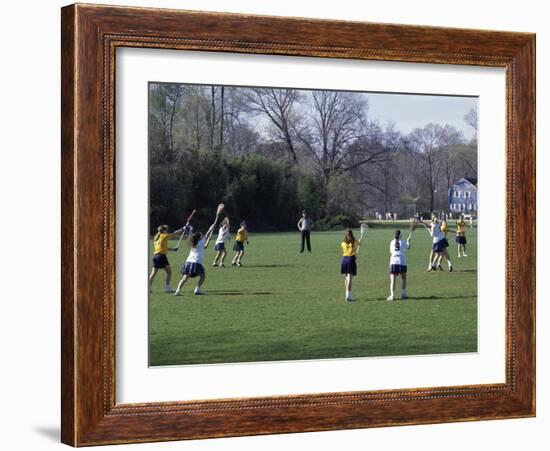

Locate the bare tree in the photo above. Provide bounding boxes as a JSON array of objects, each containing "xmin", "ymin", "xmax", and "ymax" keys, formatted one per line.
[
  {"xmin": 464, "ymin": 108, "xmax": 478, "ymax": 132},
  {"xmin": 408, "ymin": 123, "xmax": 463, "ymax": 213},
  {"xmin": 295, "ymin": 91, "xmax": 391, "ymax": 187},
  {"xmin": 244, "ymin": 88, "xmax": 302, "ymax": 162}
]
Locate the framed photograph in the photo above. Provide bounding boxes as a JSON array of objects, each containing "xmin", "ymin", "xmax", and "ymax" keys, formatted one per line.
[{"xmin": 61, "ymin": 3, "xmax": 535, "ymax": 446}]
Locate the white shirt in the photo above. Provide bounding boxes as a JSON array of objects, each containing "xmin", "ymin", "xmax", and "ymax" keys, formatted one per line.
[
  {"xmin": 389, "ymin": 239, "xmax": 410, "ymax": 265},
  {"xmin": 431, "ymin": 223, "xmax": 445, "ymax": 243},
  {"xmin": 186, "ymin": 239, "xmax": 205, "ymax": 264},
  {"xmin": 215, "ymin": 226, "xmax": 230, "ymax": 244}
]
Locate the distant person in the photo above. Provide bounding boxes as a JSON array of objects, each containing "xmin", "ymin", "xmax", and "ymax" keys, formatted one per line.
[
  {"xmin": 456, "ymin": 214, "xmax": 469, "ymax": 258},
  {"xmin": 422, "ymin": 217, "xmax": 453, "ymax": 272},
  {"xmin": 297, "ymin": 210, "xmax": 314, "ymax": 253},
  {"xmin": 149, "ymin": 224, "xmax": 186, "ymax": 293},
  {"xmin": 231, "ymin": 221, "xmax": 249, "ymax": 267},
  {"xmin": 340, "ymin": 228, "xmax": 363, "ymax": 302},
  {"xmin": 387, "ymin": 229, "xmax": 412, "ymax": 301},
  {"xmin": 175, "ymin": 222, "xmax": 217, "ymax": 296},
  {"xmin": 212, "ymin": 217, "xmax": 231, "ymax": 267}
]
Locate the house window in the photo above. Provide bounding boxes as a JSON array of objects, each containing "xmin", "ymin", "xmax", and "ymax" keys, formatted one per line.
[
  {"xmin": 468, "ymin": 203, "xmax": 472, "ymax": 210},
  {"xmin": 466, "ymin": 191, "xmax": 471, "ymax": 198}
]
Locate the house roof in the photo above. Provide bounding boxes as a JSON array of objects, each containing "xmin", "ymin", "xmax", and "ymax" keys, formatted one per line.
[{"xmin": 453, "ymin": 177, "xmax": 477, "ymax": 188}]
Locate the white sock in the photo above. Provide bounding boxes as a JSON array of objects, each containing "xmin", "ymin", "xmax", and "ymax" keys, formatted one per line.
[
  {"xmin": 448, "ymin": 260, "xmax": 452, "ymax": 268},
  {"xmin": 194, "ymin": 286, "xmax": 201, "ymax": 294}
]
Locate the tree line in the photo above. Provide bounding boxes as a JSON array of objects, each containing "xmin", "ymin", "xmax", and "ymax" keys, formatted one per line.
[{"xmin": 149, "ymin": 83, "xmax": 477, "ymax": 231}]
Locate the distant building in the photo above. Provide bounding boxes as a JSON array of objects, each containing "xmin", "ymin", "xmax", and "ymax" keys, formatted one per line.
[{"xmin": 448, "ymin": 177, "xmax": 477, "ymax": 213}]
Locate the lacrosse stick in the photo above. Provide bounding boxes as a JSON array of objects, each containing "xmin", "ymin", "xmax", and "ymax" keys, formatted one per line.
[
  {"xmin": 356, "ymin": 223, "xmax": 368, "ymax": 255},
  {"xmin": 359, "ymin": 222, "xmax": 368, "ymax": 240},
  {"xmin": 175, "ymin": 208, "xmax": 197, "ymax": 249},
  {"xmin": 215, "ymin": 203, "xmax": 225, "ymax": 220},
  {"xmin": 410, "ymin": 217, "xmax": 418, "ymax": 232}
]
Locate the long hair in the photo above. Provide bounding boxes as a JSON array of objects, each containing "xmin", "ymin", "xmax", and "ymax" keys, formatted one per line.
[
  {"xmin": 154, "ymin": 225, "xmax": 168, "ymax": 242},
  {"xmin": 221, "ymin": 217, "xmax": 230, "ymax": 228},
  {"xmin": 344, "ymin": 229, "xmax": 355, "ymax": 244},
  {"xmin": 394, "ymin": 229, "xmax": 401, "ymax": 251},
  {"xmin": 188, "ymin": 232, "xmax": 202, "ymax": 248}
]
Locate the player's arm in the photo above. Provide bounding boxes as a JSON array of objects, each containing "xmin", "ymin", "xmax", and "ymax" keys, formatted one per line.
[
  {"xmin": 168, "ymin": 228, "xmax": 185, "ymax": 251},
  {"xmin": 203, "ymin": 223, "xmax": 217, "ymax": 248}
]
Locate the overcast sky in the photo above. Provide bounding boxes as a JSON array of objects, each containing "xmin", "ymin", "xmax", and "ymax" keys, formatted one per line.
[{"xmin": 366, "ymin": 92, "xmax": 477, "ymax": 140}]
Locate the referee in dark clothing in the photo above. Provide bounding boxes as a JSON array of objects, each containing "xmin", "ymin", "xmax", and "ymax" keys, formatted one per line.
[{"xmin": 297, "ymin": 210, "xmax": 314, "ymax": 253}]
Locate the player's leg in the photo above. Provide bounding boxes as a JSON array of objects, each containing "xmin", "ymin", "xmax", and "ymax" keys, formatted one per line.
[
  {"xmin": 236, "ymin": 250, "xmax": 244, "ymax": 266},
  {"xmin": 427, "ymin": 249, "xmax": 435, "ymax": 271},
  {"xmin": 175, "ymin": 274, "xmax": 189, "ymax": 296},
  {"xmin": 300, "ymin": 230, "xmax": 306, "ymax": 253},
  {"xmin": 164, "ymin": 265, "xmax": 174, "ymax": 293},
  {"xmin": 149, "ymin": 267, "xmax": 159, "ymax": 291},
  {"xmin": 306, "ymin": 231, "xmax": 311, "ymax": 252},
  {"xmin": 401, "ymin": 273, "xmax": 408, "ymax": 299},
  {"xmin": 442, "ymin": 249, "xmax": 453, "ymax": 271},
  {"xmin": 219, "ymin": 250, "xmax": 227, "ymax": 266},
  {"xmin": 387, "ymin": 274, "xmax": 396, "ymax": 301},
  {"xmin": 212, "ymin": 251, "xmax": 220, "ymax": 267},
  {"xmin": 194, "ymin": 274, "xmax": 206, "ymax": 295},
  {"xmin": 346, "ymin": 274, "xmax": 354, "ymax": 301}
]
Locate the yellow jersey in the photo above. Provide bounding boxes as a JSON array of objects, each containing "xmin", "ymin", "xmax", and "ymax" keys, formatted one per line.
[
  {"xmin": 236, "ymin": 228, "xmax": 248, "ymax": 242},
  {"xmin": 441, "ymin": 221, "xmax": 448, "ymax": 237},
  {"xmin": 153, "ymin": 233, "xmax": 173, "ymax": 255},
  {"xmin": 341, "ymin": 240, "xmax": 359, "ymax": 257},
  {"xmin": 456, "ymin": 221, "xmax": 467, "ymax": 236}
]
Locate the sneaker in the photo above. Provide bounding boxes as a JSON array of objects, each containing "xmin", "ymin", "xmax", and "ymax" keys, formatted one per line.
[
  {"xmin": 401, "ymin": 294, "xmax": 408, "ymax": 300},
  {"xmin": 438, "ymin": 265, "xmax": 444, "ymax": 271},
  {"xmin": 463, "ymin": 254, "xmax": 468, "ymax": 257},
  {"xmin": 164, "ymin": 287, "xmax": 175, "ymax": 293},
  {"xmin": 212, "ymin": 263, "xmax": 217, "ymax": 267},
  {"xmin": 346, "ymin": 297, "xmax": 355, "ymax": 302},
  {"xmin": 194, "ymin": 291, "xmax": 203, "ymax": 296},
  {"xmin": 449, "ymin": 266, "xmax": 453, "ymax": 272},
  {"xmin": 386, "ymin": 295, "xmax": 395, "ymax": 301},
  {"xmin": 231, "ymin": 262, "xmax": 237, "ymax": 266},
  {"xmin": 219, "ymin": 263, "xmax": 225, "ymax": 268},
  {"xmin": 458, "ymin": 254, "xmax": 462, "ymax": 258},
  {"xmin": 426, "ymin": 266, "xmax": 435, "ymax": 272},
  {"xmin": 174, "ymin": 291, "xmax": 181, "ymax": 296},
  {"xmin": 237, "ymin": 262, "xmax": 242, "ymax": 267}
]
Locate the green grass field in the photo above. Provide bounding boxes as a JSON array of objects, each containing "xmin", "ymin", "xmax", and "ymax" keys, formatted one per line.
[{"xmin": 149, "ymin": 223, "xmax": 477, "ymax": 366}]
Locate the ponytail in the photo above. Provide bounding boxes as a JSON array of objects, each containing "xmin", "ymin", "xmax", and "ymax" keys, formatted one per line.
[
  {"xmin": 394, "ymin": 230, "xmax": 401, "ymax": 251},
  {"xmin": 154, "ymin": 225, "xmax": 168, "ymax": 242}
]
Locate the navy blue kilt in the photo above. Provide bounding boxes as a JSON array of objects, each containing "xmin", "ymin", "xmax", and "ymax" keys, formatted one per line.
[
  {"xmin": 181, "ymin": 262, "xmax": 205, "ymax": 278},
  {"xmin": 389, "ymin": 264, "xmax": 407, "ymax": 275},
  {"xmin": 455, "ymin": 235, "xmax": 467, "ymax": 245},
  {"xmin": 233, "ymin": 240, "xmax": 245, "ymax": 252},
  {"xmin": 152, "ymin": 254, "xmax": 169, "ymax": 269},
  {"xmin": 214, "ymin": 242, "xmax": 226, "ymax": 252},
  {"xmin": 341, "ymin": 256, "xmax": 357, "ymax": 275},
  {"xmin": 432, "ymin": 238, "xmax": 449, "ymax": 252}
]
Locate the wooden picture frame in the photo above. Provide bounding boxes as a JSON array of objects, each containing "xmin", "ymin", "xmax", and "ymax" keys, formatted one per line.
[{"xmin": 61, "ymin": 3, "xmax": 535, "ymax": 446}]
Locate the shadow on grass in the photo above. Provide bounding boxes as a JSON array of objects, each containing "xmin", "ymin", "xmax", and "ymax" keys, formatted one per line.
[
  {"xmin": 245, "ymin": 264, "xmax": 294, "ymax": 268},
  {"xmin": 208, "ymin": 290, "xmax": 274, "ymax": 296}
]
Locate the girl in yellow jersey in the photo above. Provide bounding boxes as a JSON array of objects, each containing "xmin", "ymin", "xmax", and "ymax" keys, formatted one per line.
[
  {"xmin": 231, "ymin": 221, "xmax": 249, "ymax": 267},
  {"xmin": 149, "ymin": 224, "xmax": 186, "ymax": 293},
  {"xmin": 340, "ymin": 229, "xmax": 362, "ymax": 302},
  {"xmin": 456, "ymin": 214, "xmax": 468, "ymax": 257}
]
